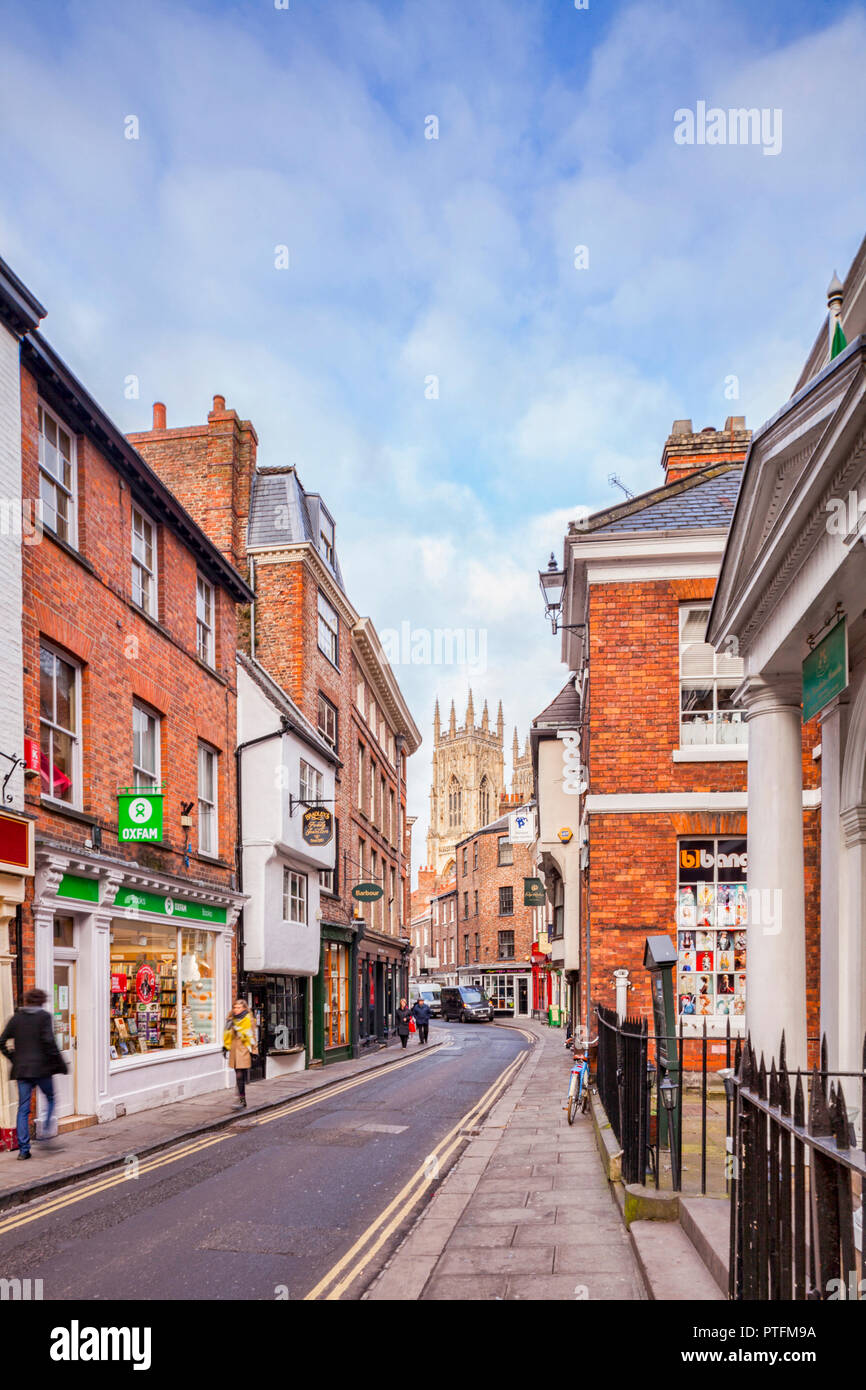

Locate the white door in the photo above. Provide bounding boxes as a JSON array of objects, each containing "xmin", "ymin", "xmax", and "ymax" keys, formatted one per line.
[{"xmin": 52, "ymin": 961, "xmax": 76, "ymax": 1120}]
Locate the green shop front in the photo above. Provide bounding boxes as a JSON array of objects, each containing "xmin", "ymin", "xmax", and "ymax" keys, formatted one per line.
[
  {"xmin": 33, "ymin": 845, "xmax": 243, "ymax": 1125},
  {"xmin": 311, "ymin": 921, "xmax": 356, "ymax": 1064}
]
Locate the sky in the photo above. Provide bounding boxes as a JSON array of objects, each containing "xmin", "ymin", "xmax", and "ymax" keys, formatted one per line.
[{"xmin": 2, "ymin": 0, "xmax": 866, "ymax": 874}]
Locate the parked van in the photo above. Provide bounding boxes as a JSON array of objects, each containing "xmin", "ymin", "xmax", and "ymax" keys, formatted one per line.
[
  {"xmin": 440, "ymin": 985, "xmax": 494, "ymax": 1023},
  {"xmin": 409, "ymin": 981, "xmax": 442, "ymax": 1017}
]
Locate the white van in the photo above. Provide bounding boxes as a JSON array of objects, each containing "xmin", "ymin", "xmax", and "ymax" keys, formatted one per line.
[{"xmin": 409, "ymin": 980, "xmax": 442, "ymax": 1017}]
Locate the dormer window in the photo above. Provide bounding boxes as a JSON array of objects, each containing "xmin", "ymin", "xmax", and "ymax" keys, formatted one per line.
[{"xmin": 320, "ymin": 513, "xmax": 335, "ymax": 567}]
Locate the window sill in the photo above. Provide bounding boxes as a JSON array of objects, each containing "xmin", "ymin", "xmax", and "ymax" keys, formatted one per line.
[{"xmin": 672, "ymin": 747, "xmax": 747, "ymax": 762}]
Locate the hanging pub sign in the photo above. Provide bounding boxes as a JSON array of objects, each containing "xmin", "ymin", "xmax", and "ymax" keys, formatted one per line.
[
  {"xmin": 803, "ymin": 617, "xmax": 848, "ymax": 723},
  {"xmin": 117, "ymin": 791, "xmax": 164, "ymax": 843},
  {"xmin": 0, "ymin": 808, "xmax": 34, "ymax": 876},
  {"xmin": 524, "ymin": 877, "xmax": 546, "ymax": 907},
  {"xmin": 302, "ymin": 806, "xmax": 333, "ymax": 846},
  {"xmin": 352, "ymin": 881, "xmax": 384, "ymax": 902}
]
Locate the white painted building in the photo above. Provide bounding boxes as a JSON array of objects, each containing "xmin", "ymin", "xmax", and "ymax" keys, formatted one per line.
[
  {"xmin": 237, "ymin": 653, "xmax": 338, "ymax": 1075},
  {"xmin": 0, "ymin": 258, "xmax": 44, "ymax": 1141}
]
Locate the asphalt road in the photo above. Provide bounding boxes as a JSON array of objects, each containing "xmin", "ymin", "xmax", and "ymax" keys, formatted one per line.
[{"xmin": 0, "ymin": 1020, "xmax": 527, "ymax": 1301}]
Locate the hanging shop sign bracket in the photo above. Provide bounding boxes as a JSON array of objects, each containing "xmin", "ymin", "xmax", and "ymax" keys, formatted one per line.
[{"xmin": 0, "ymin": 749, "xmax": 26, "ymax": 804}]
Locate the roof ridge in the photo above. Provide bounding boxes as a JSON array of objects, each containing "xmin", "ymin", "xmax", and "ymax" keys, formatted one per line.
[{"xmin": 572, "ymin": 461, "xmax": 743, "ymax": 535}]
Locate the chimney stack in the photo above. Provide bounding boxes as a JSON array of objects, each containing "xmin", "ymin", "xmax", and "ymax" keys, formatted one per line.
[{"xmin": 660, "ymin": 417, "xmax": 750, "ymax": 484}]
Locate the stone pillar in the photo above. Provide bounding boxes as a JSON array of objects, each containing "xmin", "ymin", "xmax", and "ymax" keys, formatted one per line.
[
  {"xmin": 839, "ymin": 808, "xmax": 866, "ymax": 1079},
  {"xmin": 741, "ymin": 675, "xmax": 807, "ymax": 1069},
  {"xmin": 819, "ymin": 699, "xmax": 848, "ymax": 1069},
  {"xmin": 0, "ymin": 880, "xmax": 25, "ymax": 1133}
]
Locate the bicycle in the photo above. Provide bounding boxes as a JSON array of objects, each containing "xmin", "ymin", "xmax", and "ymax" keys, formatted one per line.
[{"xmin": 565, "ymin": 1039, "xmax": 595, "ymax": 1125}]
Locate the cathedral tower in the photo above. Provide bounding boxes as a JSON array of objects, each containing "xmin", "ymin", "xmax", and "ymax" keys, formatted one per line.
[{"xmin": 426, "ymin": 691, "xmax": 506, "ymax": 877}]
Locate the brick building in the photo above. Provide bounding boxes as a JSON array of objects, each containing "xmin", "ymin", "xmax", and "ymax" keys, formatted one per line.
[
  {"xmin": 130, "ymin": 408, "xmax": 420, "ymax": 1064},
  {"xmin": 452, "ymin": 815, "xmax": 537, "ymax": 1016},
  {"xmin": 544, "ymin": 417, "xmax": 821, "ymax": 1063},
  {"xmin": 9, "ymin": 273, "xmax": 253, "ymax": 1129}
]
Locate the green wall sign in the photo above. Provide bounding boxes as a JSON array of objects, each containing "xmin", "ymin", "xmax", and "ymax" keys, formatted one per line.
[
  {"xmin": 803, "ymin": 618, "xmax": 848, "ymax": 723},
  {"xmin": 113, "ymin": 889, "xmax": 226, "ymax": 924},
  {"xmin": 524, "ymin": 877, "xmax": 546, "ymax": 907},
  {"xmin": 352, "ymin": 881, "xmax": 384, "ymax": 902},
  {"xmin": 118, "ymin": 792, "xmax": 164, "ymax": 843},
  {"xmin": 57, "ymin": 874, "xmax": 99, "ymax": 903}
]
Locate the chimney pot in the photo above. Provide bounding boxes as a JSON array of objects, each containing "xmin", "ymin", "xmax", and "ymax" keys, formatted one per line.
[
  {"xmin": 671, "ymin": 419, "xmax": 693, "ymax": 436},
  {"xmin": 153, "ymin": 402, "xmax": 166, "ymax": 430},
  {"xmin": 213, "ymin": 394, "xmax": 226, "ymax": 412}
]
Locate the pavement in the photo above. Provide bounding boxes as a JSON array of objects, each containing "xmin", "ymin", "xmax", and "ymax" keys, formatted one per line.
[
  {"xmin": 365, "ymin": 1019, "xmax": 646, "ymax": 1300},
  {"xmin": 0, "ymin": 1033, "xmax": 446, "ymax": 1211}
]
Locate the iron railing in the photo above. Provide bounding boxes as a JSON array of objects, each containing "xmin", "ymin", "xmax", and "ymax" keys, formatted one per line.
[
  {"xmin": 595, "ymin": 1004, "xmax": 649, "ymax": 1185},
  {"xmin": 729, "ymin": 1031, "xmax": 866, "ymax": 1301}
]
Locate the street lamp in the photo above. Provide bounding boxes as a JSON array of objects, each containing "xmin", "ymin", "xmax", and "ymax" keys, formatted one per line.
[
  {"xmin": 539, "ymin": 554, "xmax": 585, "ymax": 635},
  {"xmin": 719, "ymin": 1068, "xmax": 736, "ymax": 1103}
]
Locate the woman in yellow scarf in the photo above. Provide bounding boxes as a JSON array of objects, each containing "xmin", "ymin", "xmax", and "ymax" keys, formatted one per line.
[{"xmin": 223, "ymin": 999, "xmax": 258, "ymax": 1108}]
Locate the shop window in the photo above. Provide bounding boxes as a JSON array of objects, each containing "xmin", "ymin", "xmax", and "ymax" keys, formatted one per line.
[
  {"xmin": 132, "ymin": 702, "xmax": 160, "ymax": 790},
  {"xmin": 196, "ymin": 574, "xmax": 215, "ymax": 667},
  {"xmin": 320, "ymin": 818, "xmax": 338, "ymax": 895},
  {"xmin": 266, "ymin": 976, "xmax": 304, "ymax": 1051},
  {"xmin": 38, "ymin": 400, "xmax": 77, "ymax": 546},
  {"xmin": 53, "ymin": 915, "xmax": 75, "ymax": 947},
  {"xmin": 39, "ymin": 643, "xmax": 80, "ymax": 806},
  {"xmin": 677, "ymin": 837, "xmax": 747, "ymax": 1023},
  {"xmin": 283, "ymin": 869, "xmax": 308, "ymax": 925},
  {"xmin": 474, "ymin": 890, "xmax": 478, "ymax": 916},
  {"xmin": 679, "ymin": 605, "xmax": 746, "ymax": 746},
  {"xmin": 198, "ymin": 742, "xmax": 218, "ymax": 857},
  {"xmin": 473, "ymin": 840, "xmax": 478, "ymax": 870},
  {"xmin": 110, "ymin": 922, "xmax": 179, "ymax": 1056},
  {"xmin": 317, "ymin": 692, "xmax": 338, "ymax": 750},
  {"xmin": 181, "ymin": 929, "xmax": 216, "ymax": 1046},
  {"xmin": 324, "ymin": 941, "xmax": 349, "ymax": 1048},
  {"xmin": 317, "ymin": 590, "xmax": 339, "ymax": 665},
  {"xmin": 131, "ymin": 506, "xmax": 157, "ymax": 616},
  {"xmin": 463, "ymin": 891, "xmax": 469, "ymax": 920},
  {"xmin": 497, "ymin": 837, "xmax": 513, "ymax": 866},
  {"xmin": 498, "ymin": 930, "xmax": 515, "ymax": 960},
  {"xmin": 474, "ymin": 932, "xmax": 480, "ymax": 961},
  {"xmin": 483, "ymin": 972, "xmax": 515, "ymax": 1012},
  {"xmin": 499, "ymin": 886, "xmax": 514, "ymax": 916}
]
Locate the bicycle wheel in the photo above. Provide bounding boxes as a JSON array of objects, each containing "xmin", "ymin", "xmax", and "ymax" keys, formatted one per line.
[
  {"xmin": 579, "ymin": 1080, "xmax": 590, "ymax": 1114},
  {"xmin": 567, "ymin": 1092, "xmax": 578, "ymax": 1126}
]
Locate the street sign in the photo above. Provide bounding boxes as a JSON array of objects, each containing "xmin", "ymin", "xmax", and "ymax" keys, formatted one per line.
[
  {"xmin": 118, "ymin": 792, "xmax": 163, "ymax": 843},
  {"xmin": 803, "ymin": 617, "xmax": 847, "ymax": 723},
  {"xmin": 509, "ymin": 808, "xmax": 534, "ymax": 843},
  {"xmin": 302, "ymin": 806, "xmax": 333, "ymax": 846},
  {"xmin": 352, "ymin": 881, "xmax": 384, "ymax": 902},
  {"xmin": 524, "ymin": 877, "xmax": 546, "ymax": 907}
]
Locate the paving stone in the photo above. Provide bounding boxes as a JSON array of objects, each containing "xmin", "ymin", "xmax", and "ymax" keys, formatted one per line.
[
  {"xmin": 435, "ymin": 1247, "xmax": 554, "ymax": 1276},
  {"xmin": 423, "ymin": 1274, "xmax": 508, "ymax": 1301},
  {"xmin": 553, "ymin": 1243, "xmax": 639, "ymax": 1275},
  {"xmin": 460, "ymin": 1205, "xmax": 555, "ymax": 1225},
  {"xmin": 505, "ymin": 1275, "xmax": 597, "ymax": 1300},
  {"xmin": 512, "ymin": 1223, "xmax": 623, "ymax": 1249},
  {"xmin": 474, "ymin": 1175, "xmax": 553, "ymax": 1194},
  {"xmin": 446, "ymin": 1225, "xmax": 517, "ymax": 1249}
]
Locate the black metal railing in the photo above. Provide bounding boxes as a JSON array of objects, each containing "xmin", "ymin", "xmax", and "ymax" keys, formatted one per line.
[
  {"xmin": 596, "ymin": 1004, "xmax": 649, "ymax": 1185},
  {"xmin": 729, "ymin": 1031, "xmax": 866, "ymax": 1301}
]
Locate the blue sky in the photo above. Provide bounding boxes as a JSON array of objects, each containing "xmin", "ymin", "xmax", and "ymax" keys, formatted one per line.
[{"xmin": 2, "ymin": 0, "xmax": 865, "ymax": 866}]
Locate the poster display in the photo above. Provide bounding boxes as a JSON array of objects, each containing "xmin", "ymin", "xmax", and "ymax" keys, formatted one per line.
[{"xmin": 677, "ymin": 838, "xmax": 747, "ymax": 1021}]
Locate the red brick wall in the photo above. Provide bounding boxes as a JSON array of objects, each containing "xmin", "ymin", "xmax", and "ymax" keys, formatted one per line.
[
  {"xmin": 455, "ymin": 829, "xmax": 535, "ymax": 966},
  {"xmin": 20, "ymin": 367, "xmax": 240, "ymax": 988}
]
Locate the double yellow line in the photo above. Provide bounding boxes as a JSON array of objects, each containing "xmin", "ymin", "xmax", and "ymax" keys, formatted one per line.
[
  {"xmin": 0, "ymin": 1042, "xmax": 441, "ymax": 1236},
  {"xmin": 304, "ymin": 1046, "xmax": 529, "ymax": 1301}
]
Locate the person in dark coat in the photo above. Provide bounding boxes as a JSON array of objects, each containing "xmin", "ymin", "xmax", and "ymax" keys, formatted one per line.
[
  {"xmin": 412, "ymin": 998, "xmax": 431, "ymax": 1045},
  {"xmin": 0, "ymin": 989, "xmax": 67, "ymax": 1160},
  {"xmin": 395, "ymin": 998, "xmax": 412, "ymax": 1049}
]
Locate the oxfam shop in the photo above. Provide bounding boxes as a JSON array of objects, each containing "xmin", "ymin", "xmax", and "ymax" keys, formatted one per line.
[{"xmin": 34, "ymin": 848, "xmax": 243, "ymax": 1124}]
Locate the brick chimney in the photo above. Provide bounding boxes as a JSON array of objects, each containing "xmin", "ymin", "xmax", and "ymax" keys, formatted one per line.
[
  {"xmin": 661, "ymin": 417, "xmax": 750, "ymax": 485},
  {"xmin": 128, "ymin": 395, "xmax": 257, "ymax": 577}
]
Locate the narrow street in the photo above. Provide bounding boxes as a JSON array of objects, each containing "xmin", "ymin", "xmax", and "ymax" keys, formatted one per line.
[{"xmin": 0, "ymin": 1023, "xmax": 527, "ymax": 1302}]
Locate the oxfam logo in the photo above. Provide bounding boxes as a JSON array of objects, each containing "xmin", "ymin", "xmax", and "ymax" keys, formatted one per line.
[{"xmin": 129, "ymin": 797, "xmax": 153, "ymax": 824}]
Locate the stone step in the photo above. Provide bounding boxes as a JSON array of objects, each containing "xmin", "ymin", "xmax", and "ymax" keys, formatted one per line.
[{"xmin": 629, "ymin": 1219, "xmax": 725, "ymax": 1301}]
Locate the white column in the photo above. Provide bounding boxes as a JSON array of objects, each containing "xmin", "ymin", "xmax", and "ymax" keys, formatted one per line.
[
  {"xmin": 742, "ymin": 675, "xmax": 807, "ymax": 1069},
  {"xmin": 839, "ymin": 808, "xmax": 866, "ymax": 1079},
  {"xmin": 819, "ymin": 699, "xmax": 847, "ymax": 1068}
]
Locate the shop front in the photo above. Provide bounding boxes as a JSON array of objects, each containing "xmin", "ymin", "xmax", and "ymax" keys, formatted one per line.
[
  {"xmin": 311, "ymin": 923, "xmax": 355, "ymax": 1064},
  {"xmin": 356, "ymin": 928, "xmax": 408, "ymax": 1049},
  {"xmin": 461, "ymin": 964, "xmax": 532, "ymax": 1017},
  {"xmin": 244, "ymin": 974, "xmax": 306, "ymax": 1081},
  {"xmin": 35, "ymin": 850, "xmax": 243, "ymax": 1124},
  {"xmin": 0, "ymin": 809, "xmax": 34, "ymax": 1145}
]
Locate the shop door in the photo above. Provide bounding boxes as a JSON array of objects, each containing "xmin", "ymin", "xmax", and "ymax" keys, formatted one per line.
[
  {"xmin": 375, "ymin": 962, "xmax": 385, "ymax": 1041},
  {"xmin": 52, "ymin": 962, "xmax": 76, "ymax": 1118},
  {"xmin": 518, "ymin": 977, "xmax": 529, "ymax": 1016},
  {"xmin": 247, "ymin": 985, "xmax": 267, "ymax": 1082}
]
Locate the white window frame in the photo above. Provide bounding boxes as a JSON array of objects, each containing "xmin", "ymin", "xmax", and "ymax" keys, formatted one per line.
[
  {"xmin": 317, "ymin": 692, "xmax": 337, "ymax": 750},
  {"xmin": 300, "ymin": 758, "xmax": 324, "ymax": 805},
  {"xmin": 358, "ymin": 743, "xmax": 365, "ymax": 811},
  {"xmin": 320, "ymin": 512, "xmax": 335, "ymax": 567},
  {"xmin": 197, "ymin": 574, "xmax": 215, "ymax": 667},
  {"xmin": 132, "ymin": 701, "xmax": 161, "ymax": 791},
  {"xmin": 197, "ymin": 741, "xmax": 218, "ymax": 858},
  {"xmin": 317, "ymin": 591, "xmax": 339, "ymax": 666},
  {"xmin": 39, "ymin": 642, "xmax": 82, "ymax": 809},
  {"xmin": 131, "ymin": 505, "xmax": 158, "ymax": 616},
  {"xmin": 37, "ymin": 400, "xmax": 77, "ymax": 547},
  {"xmin": 282, "ymin": 868, "xmax": 308, "ymax": 925},
  {"xmin": 679, "ymin": 604, "xmax": 747, "ymax": 748}
]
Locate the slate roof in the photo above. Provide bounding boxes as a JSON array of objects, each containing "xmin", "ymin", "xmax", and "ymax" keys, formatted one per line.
[
  {"xmin": 533, "ymin": 680, "xmax": 581, "ymax": 728},
  {"xmin": 575, "ymin": 464, "xmax": 743, "ymax": 537},
  {"xmin": 247, "ymin": 466, "xmax": 345, "ymax": 590}
]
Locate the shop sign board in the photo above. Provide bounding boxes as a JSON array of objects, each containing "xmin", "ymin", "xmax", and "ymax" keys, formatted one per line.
[
  {"xmin": 523, "ymin": 877, "xmax": 546, "ymax": 907},
  {"xmin": 0, "ymin": 809, "xmax": 34, "ymax": 876},
  {"xmin": 352, "ymin": 881, "xmax": 384, "ymax": 902},
  {"xmin": 803, "ymin": 618, "xmax": 848, "ymax": 723},
  {"xmin": 113, "ymin": 888, "xmax": 227, "ymax": 924},
  {"xmin": 508, "ymin": 808, "xmax": 534, "ymax": 844},
  {"xmin": 57, "ymin": 873, "xmax": 99, "ymax": 903},
  {"xmin": 118, "ymin": 792, "xmax": 164, "ymax": 843},
  {"xmin": 302, "ymin": 807, "xmax": 333, "ymax": 846}
]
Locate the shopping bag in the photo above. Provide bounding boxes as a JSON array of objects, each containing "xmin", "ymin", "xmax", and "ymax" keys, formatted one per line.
[{"xmin": 408, "ymin": 1016, "xmax": 416, "ymax": 1033}]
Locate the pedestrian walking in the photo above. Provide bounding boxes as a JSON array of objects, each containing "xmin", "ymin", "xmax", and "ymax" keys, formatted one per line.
[
  {"xmin": 223, "ymin": 998, "xmax": 258, "ymax": 1108},
  {"xmin": 412, "ymin": 996, "xmax": 431, "ymax": 1045},
  {"xmin": 0, "ymin": 988, "xmax": 67, "ymax": 1160},
  {"xmin": 396, "ymin": 998, "xmax": 412, "ymax": 1049}
]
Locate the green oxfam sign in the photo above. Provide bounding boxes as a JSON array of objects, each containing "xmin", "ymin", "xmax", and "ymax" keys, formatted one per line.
[
  {"xmin": 803, "ymin": 619, "xmax": 848, "ymax": 724},
  {"xmin": 118, "ymin": 792, "xmax": 164, "ymax": 843}
]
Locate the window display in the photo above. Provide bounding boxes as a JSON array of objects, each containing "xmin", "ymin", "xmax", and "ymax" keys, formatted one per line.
[
  {"xmin": 677, "ymin": 838, "xmax": 747, "ymax": 1022},
  {"xmin": 324, "ymin": 942, "xmax": 349, "ymax": 1048},
  {"xmin": 110, "ymin": 922, "xmax": 218, "ymax": 1059}
]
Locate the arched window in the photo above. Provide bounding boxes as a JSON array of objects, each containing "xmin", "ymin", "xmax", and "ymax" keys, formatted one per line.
[
  {"xmin": 479, "ymin": 775, "xmax": 490, "ymax": 826},
  {"xmin": 448, "ymin": 776, "xmax": 462, "ymax": 828}
]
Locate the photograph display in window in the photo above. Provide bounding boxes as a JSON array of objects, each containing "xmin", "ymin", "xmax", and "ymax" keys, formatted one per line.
[{"xmin": 677, "ymin": 838, "xmax": 747, "ymax": 1019}]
